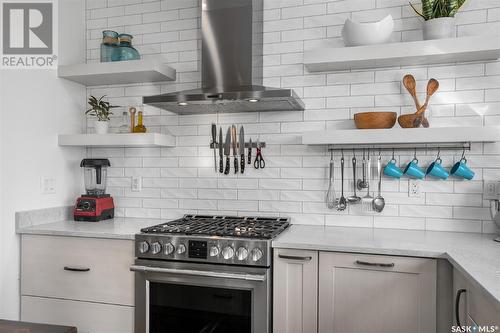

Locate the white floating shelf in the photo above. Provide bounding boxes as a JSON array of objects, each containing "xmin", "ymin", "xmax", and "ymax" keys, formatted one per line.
[
  {"xmin": 305, "ymin": 35, "xmax": 500, "ymax": 72},
  {"xmin": 58, "ymin": 58, "xmax": 176, "ymax": 86},
  {"xmin": 58, "ymin": 133, "xmax": 175, "ymax": 148},
  {"xmin": 302, "ymin": 127, "xmax": 500, "ymax": 146}
]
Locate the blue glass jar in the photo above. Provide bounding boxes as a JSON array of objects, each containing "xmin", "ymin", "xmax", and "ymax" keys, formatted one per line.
[
  {"xmin": 100, "ymin": 30, "xmax": 118, "ymax": 62},
  {"xmin": 113, "ymin": 34, "xmax": 140, "ymax": 61}
]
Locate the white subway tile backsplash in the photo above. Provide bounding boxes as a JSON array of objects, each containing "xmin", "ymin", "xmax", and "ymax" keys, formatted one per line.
[
  {"xmin": 143, "ymin": 198, "xmax": 178, "ymax": 208},
  {"xmin": 125, "ymin": 208, "xmax": 161, "ymax": 218},
  {"xmin": 374, "ymin": 216, "xmax": 425, "ymax": 230},
  {"xmin": 85, "ymin": 0, "xmax": 500, "ymax": 234},
  {"xmin": 282, "ymin": 4, "xmax": 326, "ymax": 19},
  {"xmin": 425, "ymin": 218, "xmax": 482, "ymax": 233},
  {"xmin": 259, "ymin": 201, "xmax": 302, "ymax": 213}
]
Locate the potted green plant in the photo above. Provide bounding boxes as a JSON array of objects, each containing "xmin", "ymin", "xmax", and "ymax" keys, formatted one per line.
[
  {"xmin": 85, "ymin": 95, "xmax": 119, "ymax": 134},
  {"xmin": 410, "ymin": 0, "xmax": 467, "ymax": 40}
]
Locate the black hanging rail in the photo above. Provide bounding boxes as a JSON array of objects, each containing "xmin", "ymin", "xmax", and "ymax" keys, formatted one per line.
[
  {"xmin": 327, "ymin": 142, "xmax": 471, "ymax": 152},
  {"xmin": 210, "ymin": 141, "xmax": 266, "ymax": 149}
]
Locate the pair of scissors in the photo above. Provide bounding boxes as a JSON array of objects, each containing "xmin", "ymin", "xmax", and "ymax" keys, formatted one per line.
[{"xmin": 254, "ymin": 141, "xmax": 265, "ymax": 169}]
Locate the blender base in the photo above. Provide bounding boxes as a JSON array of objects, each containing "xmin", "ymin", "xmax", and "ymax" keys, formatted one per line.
[{"xmin": 74, "ymin": 196, "xmax": 115, "ymax": 222}]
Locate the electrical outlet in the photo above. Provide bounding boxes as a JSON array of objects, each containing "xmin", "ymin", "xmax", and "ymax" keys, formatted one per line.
[
  {"xmin": 132, "ymin": 176, "xmax": 142, "ymax": 192},
  {"xmin": 408, "ymin": 179, "xmax": 421, "ymax": 198},
  {"xmin": 483, "ymin": 181, "xmax": 498, "ymax": 200},
  {"xmin": 41, "ymin": 176, "xmax": 56, "ymax": 194}
]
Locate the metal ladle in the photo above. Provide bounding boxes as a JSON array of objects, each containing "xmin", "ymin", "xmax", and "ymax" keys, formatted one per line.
[
  {"xmin": 372, "ymin": 152, "xmax": 385, "ymax": 213},
  {"xmin": 357, "ymin": 149, "xmax": 368, "ymax": 190}
]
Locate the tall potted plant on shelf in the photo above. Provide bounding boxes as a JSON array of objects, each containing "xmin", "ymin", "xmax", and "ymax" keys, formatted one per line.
[
  {"xmin": 410, "ymin": 0, "xmax": 467, "ymax": 40},
  {"xmin": 86, "ymin": 95, "xmax": 119, "ymax": 134}
]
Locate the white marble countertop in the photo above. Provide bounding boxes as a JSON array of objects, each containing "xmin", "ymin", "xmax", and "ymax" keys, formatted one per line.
[
  {"xmin": 16, "ymin": 214, "xmax": 500, "ymax": 308},
  {"xmin": 273, "ymin": 225, "xmax": 500, "ymax": 307},
  {"xmin": 16, "ymin": 218, "xmax": 161, "ymax": 240}
]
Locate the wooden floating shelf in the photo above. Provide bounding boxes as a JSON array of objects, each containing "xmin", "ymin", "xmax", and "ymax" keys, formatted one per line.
[
  {"xmin": 58, "ymin": 133, "xmax": 175, "ymax": 148},
  {"xmin": 305, "ymin": 35, "xmax": 500, "ymax": 72},
  {"xmin": 301, "ymin": 127, "xmax": 500, "ymax": 146},
  {"xmin": 58, "ymin": 58, "xmax": 176, "ymax": 86}
]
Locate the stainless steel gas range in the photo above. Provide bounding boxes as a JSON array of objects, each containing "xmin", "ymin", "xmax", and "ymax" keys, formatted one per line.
[{"xmin": 131, "ymin": 215, "xmax": 290, "ymax": 333}]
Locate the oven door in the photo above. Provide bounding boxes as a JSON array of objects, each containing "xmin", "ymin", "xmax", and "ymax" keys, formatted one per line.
[{"xmin": 131, "ymin": 259, "xmax": 271, "ymax": 333}]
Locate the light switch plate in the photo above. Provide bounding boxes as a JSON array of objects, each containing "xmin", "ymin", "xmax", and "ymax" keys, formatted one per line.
[
  {"xmin": 41, "ymin": 176, "xmax": 56, "ymax": 194},
  {"xmin": 408, "ymin": 179, "xmax": 421, "ymax": 198},
  {"xmin": 483, "ymin": 180, "xmax": 498, "ymax": 200},
  {"xmin": 132, "ymin": 176, "xmax": 142, "ymax": 192}
]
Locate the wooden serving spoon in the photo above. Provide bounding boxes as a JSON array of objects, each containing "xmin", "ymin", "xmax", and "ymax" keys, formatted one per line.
[
  {"xmin": 413, "ymin": 78, "xmax": 439, "ymax": 127},
  {"xmin": 402, "ymin": 74, "xmax": 431, "ymax": 128},
  {"xmin": 399, "ymin": 77, "xmax": 439, "ymax": 128},
  {"xmin": 403, "ymin": 74, "xmax": 420, "ymax": 109}
]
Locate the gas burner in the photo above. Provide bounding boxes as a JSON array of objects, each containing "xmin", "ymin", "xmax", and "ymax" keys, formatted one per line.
[{"xmin": 141, "ymin": 215, "xmax": 289, "ymax": 240}]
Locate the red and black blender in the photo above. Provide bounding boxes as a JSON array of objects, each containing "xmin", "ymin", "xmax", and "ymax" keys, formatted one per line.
[{"xmin": 74, "ymin": 159, "xmax": 115, "ymax": 222}]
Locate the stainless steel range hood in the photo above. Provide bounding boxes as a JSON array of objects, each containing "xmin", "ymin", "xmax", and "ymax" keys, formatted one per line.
[{"xmin": 143, "ymin": 0, "xmax": 305, "ymax": 114}]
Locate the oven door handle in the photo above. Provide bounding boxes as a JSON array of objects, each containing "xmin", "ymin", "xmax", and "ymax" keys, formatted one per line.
[{"xmin": 130, "ymin": 265, "xmax": 267, "ymax": 282}]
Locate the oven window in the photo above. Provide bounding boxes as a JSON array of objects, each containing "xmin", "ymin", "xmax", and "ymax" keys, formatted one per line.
[{"xmin": 149, "ymin": 282, "xmax": 252, "ymax": 333}]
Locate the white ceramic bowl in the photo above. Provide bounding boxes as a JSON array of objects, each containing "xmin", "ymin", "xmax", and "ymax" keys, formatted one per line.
[{"xmin": 341, "ymin": 15, "xmax": 394, "ymax": 47}]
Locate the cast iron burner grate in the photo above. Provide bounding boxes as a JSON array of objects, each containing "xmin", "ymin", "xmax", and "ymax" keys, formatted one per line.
[{"xmin": 140, "ymin": 215, "xmax": 290, "ymax": 239}]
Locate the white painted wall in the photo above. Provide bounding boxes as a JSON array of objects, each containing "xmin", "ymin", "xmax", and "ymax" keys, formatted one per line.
[{"xmin": 0, "ymin": 0, "xmax": 86, "ymax": 319}]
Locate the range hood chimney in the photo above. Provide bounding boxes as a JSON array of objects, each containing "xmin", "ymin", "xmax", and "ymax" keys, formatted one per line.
[{"xmin": 143, "ymin": 0, "xmax": 305, "ymax": 114}]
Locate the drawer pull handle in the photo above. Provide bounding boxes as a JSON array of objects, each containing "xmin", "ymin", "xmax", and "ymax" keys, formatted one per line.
[
  {"xmin": 278, "ymin": 254, "xmax": 312, "ymax": 261},
  {"xmin": 64, "ymin": 266, "xmax": 90, "ymax": 272},
  {"xmin": 355, "ymin": 260, "xmax": 395, "ymax": 268}
]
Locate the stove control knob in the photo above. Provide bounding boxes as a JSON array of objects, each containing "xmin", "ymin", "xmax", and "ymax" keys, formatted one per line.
[
  {"xmin": 222, "ymin": 246, "xmax": 234, "ymax": 260},
  {"xmin": 150, "ymin": 242, "xmax": 162, "ymax": 255},
  {"xmin": 251, "ymin": 248, "xmax": 263, "ymax": 262},
  {"xmin": 138, "ymin": 241, "xmax": 150, "ymax": 254},
  {"xmin": 209, "ymin": 246, "xmax": 220, "ymax": 257},
  {"xmin": 236, "ymin": 247, "xmax": 248, "ymax": 261},
  {"xmin": 164, "ymin": 242, "xmax": 175, "ymax": 255},
  {"xmin": 177, "ymin": 244, "xmax": 186, "ymax": 255}
]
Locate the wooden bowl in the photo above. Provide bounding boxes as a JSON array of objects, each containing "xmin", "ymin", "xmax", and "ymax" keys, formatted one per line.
[{"xmin": 354, "ymin": 112, "xmax": 397, "ymax": 129}]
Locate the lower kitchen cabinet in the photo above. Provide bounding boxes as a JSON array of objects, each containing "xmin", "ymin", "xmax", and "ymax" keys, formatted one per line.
[
  {"xmin": 273, "ymin": 248, "xmax": 318, "ymax": 333},
  {"xmin": 21, "ymin": 296, "xmax": 134, "ymax": 333},
  {"xmin": 319, "ymin": 252, "xmax": 437, "ymax": 333},
  {"xmin": 273, "ymin": 249, "xmax": 438, "ymax": 333},
  {"xmin": 20, "ymin": 234, "xmax": 135, "ymax": 333},
  {"xmin": 453, "ymin": 268, "xmax": 500, "ymax": 329}
]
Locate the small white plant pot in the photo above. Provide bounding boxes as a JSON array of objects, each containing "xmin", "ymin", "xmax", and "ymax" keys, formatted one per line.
[
  {"xmin": 423, "ymin": 17, "xmax": 456, "ymax": 40},
  {"xmin": 95, "ymin": 120, "xmax": 109, "ymax": 134}
]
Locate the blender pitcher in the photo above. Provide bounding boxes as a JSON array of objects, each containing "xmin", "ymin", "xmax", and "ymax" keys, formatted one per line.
[{"xmin": 82, "ymin": 159, "xmax": 110, "ymax": 196}]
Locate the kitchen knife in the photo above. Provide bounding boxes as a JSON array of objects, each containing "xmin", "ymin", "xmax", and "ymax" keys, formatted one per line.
[
  {"xmin": 248, "ymin": 138, "xmax": 252, "ymax": 164},
  {"xmin": 219, "ymin": 127, "xmax": 223, "ymax": 173},
  {"xmin": 239, "ymin": 126, "xmax": 245, "ymax": 173},
  {"xmin": 231, "ymin": 124, "xmax": 238, "ymax": 174},
  {"xmin": 211, "ymin": 123, "xmax": 217, "ymax": 172},
  {"xmin": 224, "ymin": 127, "xmax": 231, "ymax": 175}
]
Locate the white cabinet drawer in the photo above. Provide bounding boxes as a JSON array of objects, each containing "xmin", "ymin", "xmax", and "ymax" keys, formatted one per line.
[
  {"xmin": 21, "ymin": 296, "xmax": 134, "ymax": 333},
  {"xmin": 21, "ymin": 235, "xmax": 134, "ymax": 305}
]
